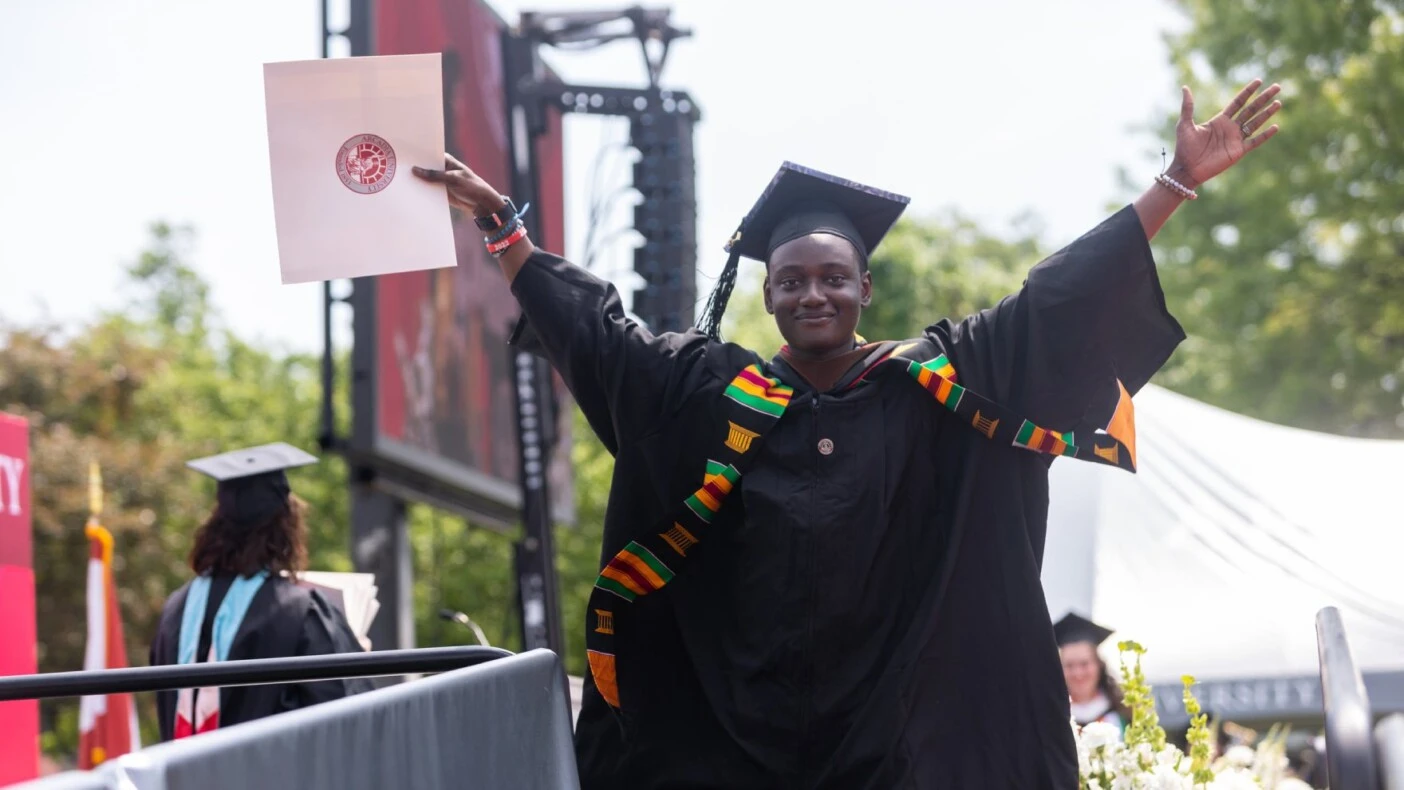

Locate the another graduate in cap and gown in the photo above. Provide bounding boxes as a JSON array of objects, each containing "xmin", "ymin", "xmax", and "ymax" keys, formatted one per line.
[
  {"xmin": 149, "ymin": 443, "xmax": 373, "ymax": 741},
  {"xmin": 412, "ymin": 78, "xmax": 1281, "ymax": 790},
  {"xmin": 1055, "ymin": 613, "xmax": 1130, "ymax": 733}
]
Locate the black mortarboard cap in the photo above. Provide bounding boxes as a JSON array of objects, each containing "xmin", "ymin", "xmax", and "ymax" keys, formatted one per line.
[
  {"xmin": 1053, "ymin": 612, "xmax": 1116, "ymax": 648},
  {"xmin": 698, "ymin": 162, "xmax": 909, "ymax": 339},
  {"xmin": 187, "ymin": 443, "xmax": 318, "ymax": 527},
  {"xmin": 727, "ymin": 161, "xmax": 911, "ymax": 264}
]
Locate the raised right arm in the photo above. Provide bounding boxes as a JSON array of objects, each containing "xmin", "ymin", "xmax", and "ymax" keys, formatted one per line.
[{"xmin": 413, "ymin": 155, "xmax": 711, "ymax": 454}]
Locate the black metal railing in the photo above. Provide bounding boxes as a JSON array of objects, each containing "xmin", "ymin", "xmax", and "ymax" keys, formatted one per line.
[
  {"xmin": 0, "ymin": 646, "xmax": 513, "ymax": 701},
  {"xmin": 1317, "ymin": 606, "xmax": 1380, "ymax": 790}
]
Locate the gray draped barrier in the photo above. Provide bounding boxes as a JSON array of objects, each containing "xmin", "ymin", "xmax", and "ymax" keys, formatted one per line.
[
  {"xmin": 14, "ymin": 649, "xmax": 579, "ymax": 790},
  {"xmin": 1317, "ymin": 606, "xmax": 1385, "ymax": 790},
  {"xmin": 10, "ymin": 774, "xmax": 111, "ymax": 790},
  {"xmin": 1378, "ymin": 714, "xmax": 1404, "ymax": 790}
]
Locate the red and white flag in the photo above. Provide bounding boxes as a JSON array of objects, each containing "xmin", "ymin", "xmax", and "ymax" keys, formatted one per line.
[{"xmin": 77, "ymin": 472, "xmax": 140, "ymax": 768}]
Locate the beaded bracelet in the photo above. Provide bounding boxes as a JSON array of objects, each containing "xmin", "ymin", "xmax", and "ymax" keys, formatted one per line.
[{"xmin": 1155, "ymin": 173, "xmax": 1198, "ymax": 201}]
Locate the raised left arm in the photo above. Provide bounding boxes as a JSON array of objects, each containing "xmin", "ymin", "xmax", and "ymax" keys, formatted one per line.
[
  {"xmin": 932, "ymin": 79, "xmax": 1283, "ymax": 430},
  {"xmin": 1135, "ymin": 79, "xmax": 1282, "ymax": 240}
]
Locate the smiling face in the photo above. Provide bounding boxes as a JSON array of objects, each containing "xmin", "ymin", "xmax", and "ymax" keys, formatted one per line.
[
  {"xmin": 763, "ymin": 233, "xmax": 872, "ymax": 360},
  {"xmin": 1060, "ymin": 641, "xmax": 1103, "ymax": 703}
]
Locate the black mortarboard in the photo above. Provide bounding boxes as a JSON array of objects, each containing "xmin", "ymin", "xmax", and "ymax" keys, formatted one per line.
[
  {"xmin": 1053, "ymin": 612, "xmax": 1116, "ymax": 648},
  {"xmin": 697, "ymin": 162, "xmax": 910, "ymax": 339},
  {"xmin": 187, "ymin": 443, "xmax": 317, "ymax": 527}
]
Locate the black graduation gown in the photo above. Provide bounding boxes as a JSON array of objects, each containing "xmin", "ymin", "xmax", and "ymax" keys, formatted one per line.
[
  {"xmin": 148, "ymin": 574, "xmax": 375, "ymax": 742},
  {"xmin": 510, "ymin": 204, "xmax": 1185, "ymax": 789}
]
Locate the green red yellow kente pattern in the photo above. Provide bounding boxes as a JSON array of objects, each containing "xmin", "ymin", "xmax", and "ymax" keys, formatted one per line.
[
  {"xmin": 905, "ymin": 354, "xmax": 965, "ymax": 408},
  {"xmin": 684, "ymin": 461, "xmax": 740, "ymax": 524},
  {"xmin": 586, "ymin": 365, "xmax": 793, "ymax": 709},
  {"xmin": 596, "ymin": 541, "xmax": 676, "ymax": 603},
  {"xmin": 1013, "ymin": 421, "xmax": 1079, "ymax": 457},
  {"xmin": 588, "ymin": 346, "xmax": 1140, "ymax": 712},
  {"xmin": 894, "ymin": 348, "xmax": 1138, "ymax": 472},
  {"xmin": 724, "ymin": 365, "xmax": 793, "ymax": 417}
]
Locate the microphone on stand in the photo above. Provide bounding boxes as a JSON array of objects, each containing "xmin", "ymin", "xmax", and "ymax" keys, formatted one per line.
[{"xmin": 438, "ymin": 608, "xmax": 491, "ymax": 647}]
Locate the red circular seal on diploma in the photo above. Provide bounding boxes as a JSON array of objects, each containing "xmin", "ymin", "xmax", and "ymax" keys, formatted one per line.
[{"xmin": 336, "ymin": 134, "xmax": 397, "ymax": 194}]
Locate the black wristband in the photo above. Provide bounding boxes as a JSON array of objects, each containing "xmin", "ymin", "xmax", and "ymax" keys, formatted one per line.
[{"xmin": 473, "ymin": 197, "xmax": 519, "ymax": 232}]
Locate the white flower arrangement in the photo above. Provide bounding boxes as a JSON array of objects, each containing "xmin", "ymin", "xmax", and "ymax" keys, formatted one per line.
[{"xmin": 1074, "ymin": 641, "xmax": 1316, "ymax": 790}]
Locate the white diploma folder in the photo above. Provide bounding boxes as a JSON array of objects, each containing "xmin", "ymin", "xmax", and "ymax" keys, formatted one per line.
[
  {"xmin": 293, "ymin": 570, "xmax": 381, "ymax": 652},
  {"xmin": 263, "ymin": 53, "xmax": 456, "ymax": 284}
]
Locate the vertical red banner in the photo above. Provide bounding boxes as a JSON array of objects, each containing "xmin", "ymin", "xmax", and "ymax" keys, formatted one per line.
[{"xmin": 0, "ymin": 412, "xmax": 38, "ymax": 783}]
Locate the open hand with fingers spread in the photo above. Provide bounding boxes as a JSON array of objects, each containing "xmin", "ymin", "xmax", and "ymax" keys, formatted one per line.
[
  {"xmin": 411, "ymin": 153, "xmax": 507, "ymax": 217},
  {"xmin": 1168, "ymin": 78, "xmax": 1282, "ymax": 189}
]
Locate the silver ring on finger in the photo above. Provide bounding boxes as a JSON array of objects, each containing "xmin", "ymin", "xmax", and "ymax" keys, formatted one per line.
[{"xmin": 1240, "ymin": 122, "xmax": 1252, "ymax": 138}]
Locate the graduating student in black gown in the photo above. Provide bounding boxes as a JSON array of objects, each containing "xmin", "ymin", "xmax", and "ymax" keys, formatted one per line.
[
  {"xmin": 1055, "ymin": 612, "xmax": 1131, "ymax": 732},
  {"xmin": 415, "ymin": 80, "xmax": 1281, "ymax": 789},
  {"xmin": 149, "ymin": 443, "xmax": 373, "ymax": 742}
]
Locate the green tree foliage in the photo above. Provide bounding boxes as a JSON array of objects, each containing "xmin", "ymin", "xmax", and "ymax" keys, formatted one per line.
[
  {"xmin": 407, "ymin": 508, "xmax": 520, "ymax": 653},
  {"xmin": 16, "ymin": 38, "xmax": 1398, "ymax": 749},
  {"xmin": 0, "ymin": 223, "xmax": 355, "ymax": 759},
  {"xmin": 400, "ymin": 383, "xmax": 607, "ymax": 677},
  {"xmin": 408, "ymin": 412, "xmax": 609, "ymax": 679},
  {"xmin": 0, "ymin": 222, "xmax": 608, "ymax": 767},
  {"xmin": 1142, "ymin": 0, "xmax": 1404, "ymax": 436}
]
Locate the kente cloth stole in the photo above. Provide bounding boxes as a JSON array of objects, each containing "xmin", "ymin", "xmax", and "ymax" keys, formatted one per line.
[
  {"xmin": 886, "ymin": 342, "xmax": 1139, "ymax": 472},
  {"xmin": 585, "ymin": 365, "xmax": 793, "ymax": 709},
  {"xmin": 585, "ymin": 348, "xmax": 1138, "ymax": 710},
  {"xmin": 174, "ymin": 571, "xmax": 269, "ymax": 739}
]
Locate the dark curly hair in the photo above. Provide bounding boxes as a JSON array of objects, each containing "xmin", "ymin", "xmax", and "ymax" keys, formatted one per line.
[
  {"xmin": 1097, "ymin": 654, "xmax": 1133, "ymax": 723},
  {"xmin": 188, "ymin": 494, "xmax": 309, "ymax": 579}
]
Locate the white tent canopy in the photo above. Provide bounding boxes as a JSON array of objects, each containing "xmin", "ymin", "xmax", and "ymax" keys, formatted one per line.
[{"xmin": 1042, "ymin": 384, "xmax": 1404, "ymax": 683}]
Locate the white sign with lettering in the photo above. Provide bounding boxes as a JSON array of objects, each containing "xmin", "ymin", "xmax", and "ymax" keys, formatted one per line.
[{"xmin": 0, "ymin": 454, "xmax": 25, "ymax": 517}]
